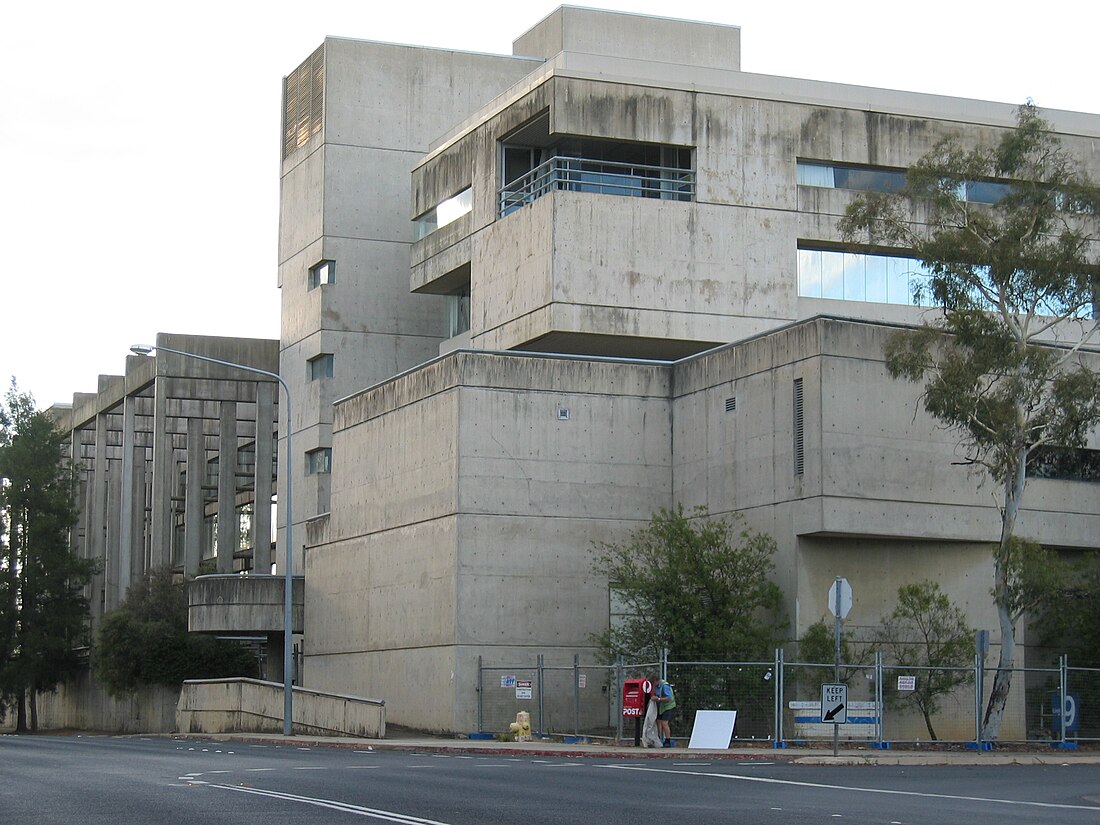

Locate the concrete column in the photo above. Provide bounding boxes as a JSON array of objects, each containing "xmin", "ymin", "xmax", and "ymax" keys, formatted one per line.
[
  {"xmin": 118, "ymin": 395, "xmax": 138, "ymax": 601},
  {"xmin": 89, "ymin": 414, "xmax": 109, "ymax": 621},
  {"xmin": 253, "ymin": 382, "xmax": 274, "ymax": 573},
  {"xmin": 149, "ymin": 379, "xmax": 174, "ymax": 570},
  {"xmin": 130, "ymin": 444, "xmax": 147, "ymax": 586},
  {"xmin": 184, "ymin": 416, "xmax": 205, "ymax": 579},
  {"xmin": 265, "ymin": 631, "xmax": 285, "ymax": 683},
  {"xmin": 217, "ymin": 401, "xmax": 238, "ymax": 574},
  {"xmin": 105, "ymin": 458, "xmax": 122, "ymax": 612}
]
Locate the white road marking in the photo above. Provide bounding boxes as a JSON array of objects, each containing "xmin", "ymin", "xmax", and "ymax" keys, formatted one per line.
[
  {"xmin": 347, "ymin": 766, "xmax": 381, "ymax": 770},
  {"xmin": 294, "ymin": 766, "xmax": 325, "ymax": 770},
  {"xmin": 208, "ymin": 770, "xmax": 231, "ymax": 774},
  {"xmin": 210, "ymin": 783, "xmax": 453, "ymax": 823},
  {"xmin": 600, "ymin": 765, "xmax": 1100, "ymax": 812},
  {"xmin": 246, "ymin": 768, "xmax": 275, "ymax": 772}
]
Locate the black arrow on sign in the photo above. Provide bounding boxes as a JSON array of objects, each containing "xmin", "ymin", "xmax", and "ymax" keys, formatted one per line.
[{"xmin": 823, "ymin": 703, "xmax": 845, "ymax": 722}]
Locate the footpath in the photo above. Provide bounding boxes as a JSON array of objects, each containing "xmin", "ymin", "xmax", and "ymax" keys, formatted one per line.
[{"xmin": 174, "ymin": 730, "xmax": 1100, "ymax": 767}]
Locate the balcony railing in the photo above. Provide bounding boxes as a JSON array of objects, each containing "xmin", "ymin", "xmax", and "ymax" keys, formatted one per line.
[{"xmin": 499, "ymin": 155, "xmax": 695, "ymax": 216}]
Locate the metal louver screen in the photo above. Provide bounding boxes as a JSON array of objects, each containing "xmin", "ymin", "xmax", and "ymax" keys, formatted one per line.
[
  {"xmin": 793, "ymin": 378, "xmax": 805, "ymax": 476},
  {"xmin": 283, "ymin": 45, "xmax": 325, "ymax": 158},
  {"xmin": 724, "ymin": 396, "xmax": 737, "ymax": 413}
]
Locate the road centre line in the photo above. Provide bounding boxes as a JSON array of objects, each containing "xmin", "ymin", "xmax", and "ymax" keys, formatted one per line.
[
  {"xmin": 599, "ymin": 765, "xmax": 1100, "ymax": 812},
  {"xmin": 210, "ymin": 784, "xmax": 452, "ymax": 824}
]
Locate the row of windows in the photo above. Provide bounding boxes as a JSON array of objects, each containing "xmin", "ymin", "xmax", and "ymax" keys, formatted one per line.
[
  {"xmin": 800, "ymin": 246, "xmax": 1095, "ymax": 318},
  {"xmin": 798, "ymin": 248, "xmax": 933, "ymax": 306},
  {"xmin": 796, "ymin": 161, "xmax": 1014, "ymax": 205}
]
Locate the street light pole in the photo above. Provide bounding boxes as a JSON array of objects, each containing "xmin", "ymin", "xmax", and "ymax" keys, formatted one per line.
[{"xmin": 131, "ymin": 343, "xmax": 295, "ymax": 736}]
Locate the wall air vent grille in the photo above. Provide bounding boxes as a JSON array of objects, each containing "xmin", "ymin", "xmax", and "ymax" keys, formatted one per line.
[
  {"xmin": 283, "ymin": 45, "xmax": 325, "ymax": 158},
  {"xmin": 793, "ymin": 378, "xmax": 805, "ymax": 476}
]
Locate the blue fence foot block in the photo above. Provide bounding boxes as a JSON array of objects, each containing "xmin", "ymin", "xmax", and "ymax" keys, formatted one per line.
[
  {"xmin": 868, "ymin": 742, "xmax": 891, "ymax": 749},
  {"xmin": 468, "ymin": 733, "xmax": 494, "ymax": 740},
  {"xmin": 1052, "ymin": 742, "xmax": 1079, "ymax": 750},
  {"xmin": 964, "ymin": 742, "xmax": 994, "ymax": 751},
  {"xmin": 562, "ymin": 736, "xmax": 589, "ymax": 744},
  {"xmin": 772, "ymin": 741, "xmax": 788, "ymax": 749}
]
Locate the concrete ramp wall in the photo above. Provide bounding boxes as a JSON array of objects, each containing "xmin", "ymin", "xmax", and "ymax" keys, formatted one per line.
[{"xmin": 177, "ymin": 678, "xmax": 385, "ymax": 738}]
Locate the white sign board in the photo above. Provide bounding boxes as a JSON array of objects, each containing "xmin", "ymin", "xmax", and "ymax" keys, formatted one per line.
[
  {"xmin": 821, "ymin": 683, "xmax": 848, "ymax": 724},
  {"xmin": 827, "ymin": 578, "xmax": 853, "ymax": 619},
  {"xmin": 500, "ymin": 675, "xmax": 516, "ymax": 688},
  {"xmin": 897, "ymin": 675, "xmax": 916, "ymax": 692},
  {"xmin": 687, "ymin": 710, "xmax": 738, "ymax": 749},
  {"xmin": 516, "ymin": 679, "xmax": 532, "ymax": 700}
]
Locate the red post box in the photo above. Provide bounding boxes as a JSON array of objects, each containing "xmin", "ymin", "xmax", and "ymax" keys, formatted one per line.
[{"xmin": 622, "ymin": 678, "xmax": 652, "ymax": 718}]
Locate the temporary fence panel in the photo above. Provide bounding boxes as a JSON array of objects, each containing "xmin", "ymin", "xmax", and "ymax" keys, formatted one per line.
[
  {"xmin": 879, "ymin": 663, "xmax": 976, "ymax": 744},
  {"xmin": 981, "ymin": 665, "xmax": 1060, "ymax": 744},
  {"xmin": 539, "ymin": 661, "xmax": 619, "ymax": 738},
  {"xmin": 477, "ymin": 662, "xmax": 542, "ymax": 736},
  {"xmin": 1065, "ymin": 665, "xmax": 1100, "ymax": 742},
  {"xmin": 781, "ymin": 661, "xmax": 878, "ymax": 744},
  {"xmin": 667, "ymin": 661, "xmax": 776, "ymax": 742}
]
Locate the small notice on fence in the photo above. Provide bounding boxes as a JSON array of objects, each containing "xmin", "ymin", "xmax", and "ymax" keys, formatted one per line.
[
  {"xmin": 501, "ymin": 675, "xmax": 516, "ymax": 688},
  {"xmin": 897, "ymin": 676, "xmax": 916, "ymax": 691},
  {"xmin": 516, "ymin": 679, "xmax": 533, "ymax": 700},
  {"xmin": 578, "ymin": 674, "xmax": 587, "ymax": 689}
]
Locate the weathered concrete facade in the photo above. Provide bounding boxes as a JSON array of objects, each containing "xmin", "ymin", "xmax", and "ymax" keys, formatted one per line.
[
  {"xmin": 304, "ymin": 319, "xmax": 1099, "ymax": 732},
  {"xmin": 273, "ymin": 7, "xmax": 1100, "ymax": 735}
]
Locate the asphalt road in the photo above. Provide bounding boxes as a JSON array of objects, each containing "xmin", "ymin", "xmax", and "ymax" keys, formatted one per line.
[{"xmin": 3, "ymin": 734, "xmax": 1100, "ymax": 824}]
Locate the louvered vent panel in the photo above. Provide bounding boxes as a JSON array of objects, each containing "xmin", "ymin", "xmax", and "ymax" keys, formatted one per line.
[
  {"xmin": 793, "ymin": 378, "xmax": 805, "ymax": 476},
  {"xmin": 283, "ymin": 45, "xmax": 325, "ymax": 158},
  {"xmin": 724, "ymin": 396, "xmax": 737, "ymax": 413}
]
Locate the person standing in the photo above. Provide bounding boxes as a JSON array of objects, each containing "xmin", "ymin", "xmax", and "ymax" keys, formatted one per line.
[{"xmin": 653, "ymin": 676, "xmax": 677, "ymax": 747}]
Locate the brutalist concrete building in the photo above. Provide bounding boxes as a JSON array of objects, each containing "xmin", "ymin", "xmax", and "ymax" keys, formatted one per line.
[{"xmin": 271, "ymin": 7, "xmax": 1097, "ymax": 733}]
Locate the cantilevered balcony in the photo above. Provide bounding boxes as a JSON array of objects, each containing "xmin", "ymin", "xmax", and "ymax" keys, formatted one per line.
[{"xmin": 499, "ymin": 155, "xmax": 695, "ymax": 216}]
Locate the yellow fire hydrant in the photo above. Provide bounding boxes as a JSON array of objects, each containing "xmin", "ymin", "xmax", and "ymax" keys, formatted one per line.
[{"xmin": 509, "ymin": 710, "xmax": 532, "ymax": 742}]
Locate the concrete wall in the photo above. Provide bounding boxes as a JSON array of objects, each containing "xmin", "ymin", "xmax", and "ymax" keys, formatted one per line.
[
  {"xmin": 411, "ymin": 63, "xmax": 1100, "ymax": 360},
  {"xmin": 513, "ymin": 6, "xmax": 741, "ymax": 72},
  {"xmin": 1, "ymin": 668, "xmax": 178, "ymax": 734},
  {"xmin": 177, "ymin": 678, "xmax": 385, "ymax": 738},
  {"xmin": 304, "ymin": 318, "xmax": 1098, "ymax": 734},
  {"xmin": 188, "ymin": 574, "xmax": 304, "ymax": 634},
  {"xmin": 304, "ymin": 351, "xmax": 671, "ymax": 731},
  {"xmin": 277, "ymin": 38, "xmax": 537, "ymax": 560}
]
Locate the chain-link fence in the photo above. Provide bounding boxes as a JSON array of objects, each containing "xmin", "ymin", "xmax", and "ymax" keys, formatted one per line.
[
  {"xmin": 668, "ymin": 661, "xmax": 776, "ymax": 742},
  {"xmin": 476, "ymin": 651, "xmax": 1093, "ymax": 747}
]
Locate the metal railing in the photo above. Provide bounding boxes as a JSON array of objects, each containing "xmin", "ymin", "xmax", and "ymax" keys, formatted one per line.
[
  {"xmin": 499, "ymin": 156, "xmax": 695, "ymax": 216},
  {"xmin": 476, "ymin": 651, "xmax": 1092, "ymax": 748}
]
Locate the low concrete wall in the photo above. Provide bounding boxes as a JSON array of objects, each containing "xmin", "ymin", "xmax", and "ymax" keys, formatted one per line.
[
  {"xmin": 0, "ymin": 668, "xmax": 178, "ymax": 733},
  {"xmin": 177, "ymin": 678, "xmax": 385, "ymax": 738}
]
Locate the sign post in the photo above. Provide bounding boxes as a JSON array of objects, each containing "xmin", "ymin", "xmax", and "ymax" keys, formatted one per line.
[{"xmin": 826, "ymin": 577, "xmax": 852, "ymax": 756}]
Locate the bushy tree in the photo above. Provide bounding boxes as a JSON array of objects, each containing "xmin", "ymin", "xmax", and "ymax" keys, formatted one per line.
[
  {"xmin": 873, "ymin": 582, "xmax": 974, "ymax": 741},
  {"xmin": 591, "ymin": 504, "xmax": 784, "ymax": 662},
  {"xmin": 797, "ymin": 619, "xmax": 868, "ymax": 685},
  {"xmin": 840, "ymin": 103, "xmax": 1100, "ymax": 739},
  {"xmin": 1033, "ymin": 552, "xmax": 1100, "ymax": 667},
  {"xmin": 0, "ymin": 382, "xmax": 96, "ymax": 731},
  {"xmin": 95, "ymin": 569, "xmax": 257, "ymax": 696}
]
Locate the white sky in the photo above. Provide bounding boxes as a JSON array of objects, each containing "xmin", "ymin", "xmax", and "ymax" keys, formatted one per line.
[{"xmin": 3, "ymin": 0, "xmax": 1098, "ymax": 408}]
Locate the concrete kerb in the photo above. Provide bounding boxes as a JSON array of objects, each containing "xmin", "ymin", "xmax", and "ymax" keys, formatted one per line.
[{"xmin": 165, "ymin": 733, "xmax": 1100, "ymax": 766}]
